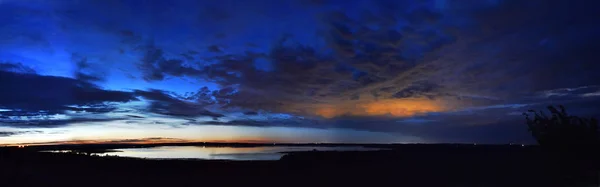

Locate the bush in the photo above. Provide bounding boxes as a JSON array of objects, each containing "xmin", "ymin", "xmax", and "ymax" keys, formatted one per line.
[{"xmin": 523, "ymin": 105, "xmax": 599, "ymax": 149}]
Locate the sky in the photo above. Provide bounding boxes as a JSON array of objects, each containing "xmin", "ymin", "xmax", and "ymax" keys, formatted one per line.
[{"xmin": 1, "ymin": 0, "xmax": 600, "ymax": 145}]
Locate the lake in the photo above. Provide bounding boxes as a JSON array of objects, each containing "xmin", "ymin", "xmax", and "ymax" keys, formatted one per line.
[{"xmin": 84, "ymin": 146, "xmax": 384, "ymax": 160}]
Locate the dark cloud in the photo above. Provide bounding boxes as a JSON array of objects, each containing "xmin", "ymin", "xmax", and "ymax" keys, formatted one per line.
[
  {"xmin": 128, "ymin": 2, "xmax": 466, "ymax": 117},
  {"xmin": 137, "ymin": 44, "xmax": 204, "ymax": 81},
  {"xmin": 0, "ymin": 118, "xmax": 127, "ymax": 128},
  {"xmin": 2, "ymin": 0, "xmax": 600, "ymax": 144},
  {"xmin": 349, "ymin": 93, "xmax": 360, "ymax": 100},
  {"xmin": 125, "ymin": 115, "xmax": 145, "ymax": 119},
  {"xmin": 0, "ymin": 131, "xmax": 18, "ymax": 137},
  {"xmin": 180, "ymin": 53, "xmax": 195, "ymax": 61},
  {"xmin": 0, "ymin": 69, "xmax": 136, "ymax": 112},
  {"xmin": 194, "ymin": 118, "xmax": 316, "ymax": 128},
  {"xmin": 392, "ymin": 81, "xmax": 448, "ymax": 100},
  {"xmin": 134, "ymin": 89, "xmax": 223, "ymax": 118},
  {"xmin": 71, "ymin": 54, "xmax": 105, "ymax": 83},
  {"xmin": 207, "ymin": 45, "xmax": 222, "ymax": 53},
  {"xmin": 0, "ymin": 62, "xmax": 36, "ymax": 74},
  {"xmin": 0, "ymin": 63, "xmax": 224, "ymax": 124},
  {"xmin": 0, "ymin": 63, "xmax": 137, "ymax": 128},
  {"xmin": 243, "ymin": 111, "xmax": 259, "ymax": 115},
  {"xmin": 0, "ymin": 130, "xmax": 43, "ymax": 137},
  {"xmin": 127, "ymin": 0, "xmax": 600, "ymax": 124},
  {"xmin": 137, "ymin": 40, "xmax": 354, "ymax": 113}
]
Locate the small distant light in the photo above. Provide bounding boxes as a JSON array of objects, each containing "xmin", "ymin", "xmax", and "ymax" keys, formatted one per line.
[
  {"xmin": 473, "ymin": 143, "xmax": 477, "ymax": 145},
  {"xmin": 521, "ymin": 144, "xmax": 525, "ymax": 147}
]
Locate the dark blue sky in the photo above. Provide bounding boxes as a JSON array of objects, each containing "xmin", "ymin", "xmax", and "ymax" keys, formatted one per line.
[{"xmin": 1, "ymin": 0, "xmax": 599, "ymax": 145}]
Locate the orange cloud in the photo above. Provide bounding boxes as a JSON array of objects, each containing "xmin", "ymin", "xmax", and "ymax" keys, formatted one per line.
[{"xmin": 315, "ymin": 98, "xmax": 448, "ymax": 118}]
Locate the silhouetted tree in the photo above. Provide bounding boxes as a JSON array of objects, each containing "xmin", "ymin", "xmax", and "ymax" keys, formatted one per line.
[
  {"xmin": 524, "ymin": 105, "xmax": 600, "ymax": 186},
  {"xmin": 523, "ymin": 105, "xmax": 599, "ymax": 149}
]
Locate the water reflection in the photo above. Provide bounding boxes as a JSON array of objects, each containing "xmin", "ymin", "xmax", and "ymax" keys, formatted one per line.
[{"xmin": 91, "ymin": 146, "xmax": 382, "ymax": 160}]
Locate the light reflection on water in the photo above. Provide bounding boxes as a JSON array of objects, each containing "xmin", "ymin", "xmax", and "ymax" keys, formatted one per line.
[{"xmin": 90, "ymin": 146, "xmax": 382, "ymax": 160}]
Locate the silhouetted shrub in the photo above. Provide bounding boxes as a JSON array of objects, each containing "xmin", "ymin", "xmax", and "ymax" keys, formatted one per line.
[{"xmin": 523, "ymin": 105, "xmax": 599, "ymax": 149}]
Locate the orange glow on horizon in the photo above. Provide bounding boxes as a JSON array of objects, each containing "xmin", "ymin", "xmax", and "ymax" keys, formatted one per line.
[{"xmin": 315, "ymin": 98, "xmax": 447, "ymax": 118}]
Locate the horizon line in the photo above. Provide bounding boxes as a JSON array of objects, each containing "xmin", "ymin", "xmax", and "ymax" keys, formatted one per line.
[{"xmin": 1, "ymin": 138, "xmax": 532, "ymax": 147}]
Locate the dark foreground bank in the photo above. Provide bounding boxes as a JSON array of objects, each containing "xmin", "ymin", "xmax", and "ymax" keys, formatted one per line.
[{"xmin": 1, "ymin": 144, "xmax": 598, "ymax": 187}]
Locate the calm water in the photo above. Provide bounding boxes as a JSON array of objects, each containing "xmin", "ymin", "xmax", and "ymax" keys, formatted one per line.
[{"xmin": 77, "ymin": 146, "xmax": 383, "ymax": 160}]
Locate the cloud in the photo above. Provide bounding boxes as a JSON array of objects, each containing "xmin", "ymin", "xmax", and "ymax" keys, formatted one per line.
[
  {"xmin": 207, "ymin": 45, "xmax": 222, "ymax": 53},
  {"xmin": 137, "ymin": 44, "xmax": 205, "ymax": 81},
  {"xmin": 134, "ymin": 89, "xmax": 223, "ymax": 119},
  {"xmin": 0, "ymin": 64, "xmax": 137, "ymax": 128},
  {"xmin": 535, "ymin": 85, "xmax": 600, "ymax": 99},
  {"xmin": 2, "ymin": 0, "xmax": 600, "ymax": 144},
  {"xmin": 122, "ymin": 0, "xmax": 600, "ymax": 124},
  {"xmin": 391, "ymin": 80, "xmax": 449, "ymax": 100},
  {"xmin": 125, "ymin": 115, "xmax": 145, "ymax": 119},
  {"xmin": 189, "ymin": 97, "xmax": 600, "ymax": 144},
  {"xmin": 135, "ymin": 34, "xmax": 457, "ymax": 118},
  {"xmin": 0, "ymin": 62, "xmax": 36, "ymax": 74},
  {"xmin": 0, "ymin": 62, "xmax": 224, "ymax": 128},
  {"xmin": 71, "ymin": 54, "xmax": 105, "ymax": 83},
  {"xmin": 0, "ymin": 69, "xmax": 136, "ymax": 111},
  {"xmin": 243, "ymin": 111, "xmax": 259, "ymax": 115},
  {"xmin": 120, "ymin": 2, "xmax": 465, "ymax": 120},
  {"xmin": 0, "ymin": 130, "xmax": 42, "ymax": 137},
  {"xmin": 0, "ymin": 118, "xmax": 127, "ymax": 128}
]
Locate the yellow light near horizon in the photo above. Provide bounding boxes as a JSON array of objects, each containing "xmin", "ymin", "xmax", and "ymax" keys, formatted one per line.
[{"xmin": 315, "ymin": 98, "xmax": 447, "ymax": 118}]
